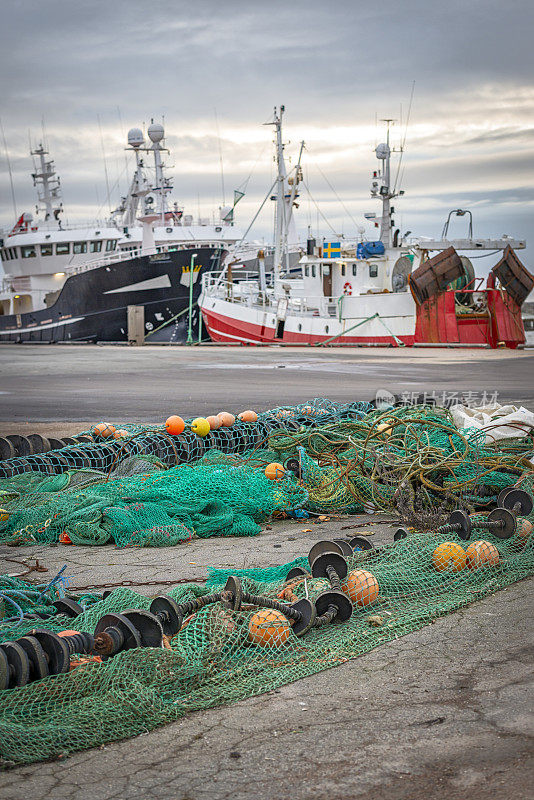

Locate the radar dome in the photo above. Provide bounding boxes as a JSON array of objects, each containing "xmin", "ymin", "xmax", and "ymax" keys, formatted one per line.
[
  {"xmin": 148, "ymin": 122, "xmax": 165, "ymax": 143},
  {"xmin": 375, "ymin": 143, "xmax": 390, "ymax": 160},
  {"xmin": 127, "ymin": 128, "xmax": 145, "ymax": 148}
]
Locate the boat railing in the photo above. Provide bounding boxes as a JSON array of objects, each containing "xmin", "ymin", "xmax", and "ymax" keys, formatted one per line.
[
  {"xmin": 201, "ymin": 273, "xmax": 340, "ymax": 317},
  {"xmin": 66, "ymin": 241, "xmax": 228, "ymax": 276}
]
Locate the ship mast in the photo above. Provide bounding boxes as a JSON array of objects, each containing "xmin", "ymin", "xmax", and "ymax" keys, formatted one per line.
[
  {"xmin": 120, "ymin": 127, "xmax": 150, "ymax": 229},
  {"xmin": 31, "ymin": 143, "xmax": 63, "ymax": 222},
  {"xmin": 267, "ymin": 106, "xmax": 302, "ymax": 276},
  {"xmin": 370, "ymin": 119, "xmax": 400, "ymax": 249},
  {"xmin": 147, "ymin": 120, "xmax": 171, "ymax": 226},
  {"xmin": 272, "ymin": 106, "xmax": 287, "ymax": 275}
]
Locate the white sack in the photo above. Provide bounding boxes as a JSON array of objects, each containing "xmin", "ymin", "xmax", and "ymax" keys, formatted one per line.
[{"xmin": 450, "ymin": 402, "xmax": 534, "ymax": 444}]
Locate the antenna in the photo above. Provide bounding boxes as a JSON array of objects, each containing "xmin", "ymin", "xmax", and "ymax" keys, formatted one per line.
[
  {"xmin": 97, "ymin": 114, "xmax": 112, "ymax": 214},
  {"xmin": 393, "ymin": 81, "xmax": 415, "ymax": 193},
  {"xmin": 214, "ymin": 108, "xmax": 226, "ymax": 205},
  {"xmin": 41, "ymin": 116, "xmax": 48, "ymax": 153},
  {"xmin": 0, "ymin": 118, "xmax": 18, "ymax": 219},
  {"xmin": 116, "ymin": 106, "xmax": 129, "ymax": 199}
]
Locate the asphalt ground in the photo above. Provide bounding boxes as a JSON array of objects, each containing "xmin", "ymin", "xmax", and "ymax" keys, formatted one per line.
[
  {"xmin": 0, "ymin": 345, "xmax": 533, "ymax": 430},
  {"xmin": 0, "ymin": 345, "xmax": 533, "ymax": 798}
]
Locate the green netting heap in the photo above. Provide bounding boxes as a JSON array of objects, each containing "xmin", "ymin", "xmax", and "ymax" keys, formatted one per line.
[
  {"xmin": 1, "ymin": 401, "xmax": 533, "ymax": 548},
  {"xmin": 1, "ymin": 513, "xmax": 533, "ymax": 768},
  {"xmin": 266, "ymin": 404, "xmax": 534, "ymax": 513},
  {"xmin": 0, "ymin": 452, "xmax": 308, "ymax": 547}
]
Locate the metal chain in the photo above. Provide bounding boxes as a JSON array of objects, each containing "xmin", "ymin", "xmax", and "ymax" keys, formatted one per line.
[{"xmin": 69, "ymin": 577, "xmax": 205, "ymax": 592}]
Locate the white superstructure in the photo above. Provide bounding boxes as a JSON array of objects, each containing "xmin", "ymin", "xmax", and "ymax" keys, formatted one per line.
[{"xmin": 0, "ymin": 120, "xmax": 242, "ymax": 317}]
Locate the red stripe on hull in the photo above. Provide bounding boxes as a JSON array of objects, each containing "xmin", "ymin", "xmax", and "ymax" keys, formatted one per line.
[{"xmin": 201, "ymin": 307, "xmax": 415, "ymax": 346}]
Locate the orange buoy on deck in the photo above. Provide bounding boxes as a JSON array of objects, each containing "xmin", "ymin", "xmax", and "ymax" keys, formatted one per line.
[
  {"xmin": 92, "ymin": 422, "xmax": 116, "ymax": 438},
  {"xmin": 165, "ymin": 415, "xmax": 185, "ymax": 435},
  {"xmin": 466, "ymin": 540, "xmax": 500, "ymax": 569},
  {"xmin": 265, "ymin": 462, "xmax": 285, "ymax": 480},
  {"xmin": 247, "ymin": 608, "xmax": 291, "ymax": 647},
  {"xmin": 432, "ymin": 542, "xmax": 466, "ymax": 572},
  {"xmin": 343, "ymin": 570, "xmax": 379, "ymax": 606}
]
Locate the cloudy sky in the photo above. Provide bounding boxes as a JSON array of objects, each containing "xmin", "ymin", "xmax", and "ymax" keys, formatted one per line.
[{"xmin": 1, "ymin": 0, "xmax": 533, "ymax": 270}]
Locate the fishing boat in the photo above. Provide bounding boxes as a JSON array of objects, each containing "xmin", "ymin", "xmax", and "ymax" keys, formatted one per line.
[
  {"xmin": 0, "ymin": 122, "xmax": 235, "ymax": 342},
  {"xmin": 199, "ymin": 113, "xmax": 533, "ymax": 348}
]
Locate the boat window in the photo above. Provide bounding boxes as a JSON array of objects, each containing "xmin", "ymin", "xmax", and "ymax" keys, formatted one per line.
[
  {"xmin": 369, "ymin": 263, "xmax": 378, "ymax": 278},
  {"xmin": 323, "ymin": 264, "xmax": 330, "ymax": 276},
  {"xmin": 56, "ymin": 243, "xmax": 70, "ymax": 255},
  {"xmin": 304, "ymin": 265, "xmax": 309, "ymax": 277},
  {"xmin": 90, "ymin": 241, "xmax": 102, "ymax": 253},
  {"xmin": 325, "ymin": 325, "xmax": 329, "ymax": 333},
  {"xmin": 73, "ymin": 241, "xmax": 87, "ymax": 254},
  {"xmin": 298, "ymin": 323, "xmax": 302, "ymax": 331},
  {"xmin": 41, "ymin": 244, "xmax": 53, "ymax": 256},
  {"xmin": 352, "ymin": 263, "xmax": 357, "ymax": 276},
  {"xmin": 21, "ymin": 245, "xmax": 36, "ymax": 258},
  {"xmin": 11, "ymin": 248, "xmax": 17, "ymax": 259},
  {"xmin": 1, "ymin": 249, "xmax": 9, "ymax": 261},
  {"xmin": 105, "ymin": 239, "xmax": 117, "ymax": 252},
  {"xmin": 341, "ymin": 264, "xmax": 346, "ymax": 276},
  {"xmin": 312, "ymin": 265, "xmax": 316, "ymax": 278}
]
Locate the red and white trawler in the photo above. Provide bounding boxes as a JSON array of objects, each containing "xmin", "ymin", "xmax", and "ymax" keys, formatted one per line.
[{"xmin": 199, "ymin": 112, "xmax": 533, "ymax": 348}]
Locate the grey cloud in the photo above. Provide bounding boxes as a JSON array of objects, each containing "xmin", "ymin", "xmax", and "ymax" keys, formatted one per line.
[{"xmin": 0, "ymin": 0, "xmax": 533, "ymax": 269}]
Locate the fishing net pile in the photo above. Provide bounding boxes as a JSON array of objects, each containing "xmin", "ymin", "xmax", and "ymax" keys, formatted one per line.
[
  {"xmin": 0, "ymin": 512, "xmax": 533, "ymax": 767},
  {"xmin": 0, "ymin": 399, "xmax": 533, "ymax": 767},
  {"xmin": 0, "ymin": 400, "xmax": 532, "ymax": 547}
]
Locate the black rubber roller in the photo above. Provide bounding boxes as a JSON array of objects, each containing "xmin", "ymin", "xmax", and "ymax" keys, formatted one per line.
[
  {"xmin": 290, "ymin": 598, "xmax": 316, "ymax": 636},
  {"xmin": 498, "ymin": 488, "xmax": 533, "ymax": 517},
  {"xmin": 348, "ymin": 535, "xmax": 374, "ymax": 551},
  {"xmin": 310, "ymin": 551, "xmax": 348, "ymax": 582},
  {"xmin": 332, "ymin": 538, "xmax": 354, "ymax": 557},
  {"xmin": 285, "ymin": 566, "xmax": 311, "ymax": 582},
  {"xmin": 308, "ymin": 540, "xmax": 344, "ymax": 565},
  {"xmin": 315, "ymin": 590, "xmax": 353, "ymax": 623},
  {"xmin": 149, "ymin": 595, "xmax": 184, "ymax": 637},
  {"xmin": 0, "ymin": 641, "xmax": 30, "ymax": 688},
  {"xmin": 53, "ymin": 598, "xmax": 84, "ymax": 618},
  {"xmin": 17, "ymin": 635, "xmax": 50, "ymax": 680}
]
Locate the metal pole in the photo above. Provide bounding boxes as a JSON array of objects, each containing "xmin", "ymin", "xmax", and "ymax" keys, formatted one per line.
[
  {"xmin": 186, "ymin": 253, "xmax": 197, "ymax": 344},
  {"xmin": 198, "ymin": 304, "xmax": 203, "ymax": 344}
]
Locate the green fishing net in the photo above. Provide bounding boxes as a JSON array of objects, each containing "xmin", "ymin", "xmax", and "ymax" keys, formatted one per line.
[
  {"xmin": 0, "ymin": 517, "xmax": 532, "ymax": 768},
  {"xmin": 1, "ymin": 402, "xmax": 533, "ymax": 548}
]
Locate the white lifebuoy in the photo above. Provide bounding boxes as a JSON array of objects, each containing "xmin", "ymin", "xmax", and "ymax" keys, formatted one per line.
[{"xmin": 343, "ymin": 282, "xmax": 352, "ymax": 296}]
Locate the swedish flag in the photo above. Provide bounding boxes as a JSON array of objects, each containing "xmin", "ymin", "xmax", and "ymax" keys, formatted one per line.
[{"xmin": 323, "ymin": 242, "xmax": 341, "ymax": 258}]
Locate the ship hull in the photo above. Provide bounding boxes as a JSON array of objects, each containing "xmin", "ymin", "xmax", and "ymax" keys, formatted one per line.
[
  {"xmin": 199, "ymin": 293, "xmax": 416, "ymax": 346},
  {"xmin": 0, "ymin": 245, "xmax": 225, "ymax": 343},
  {"xmin": 199, "ymin": 288, "xmax": 526, "ymax": 348}
]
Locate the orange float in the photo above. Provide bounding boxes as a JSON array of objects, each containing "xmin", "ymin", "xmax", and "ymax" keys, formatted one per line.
[
  {"xmin": 432, "ymin": 542, "xmax": 466, "ymax": 572},
  {"xmin": 466, "ymin": 540, "xmax": 500, "ymax": 569},
  {"xmin": 513, "ymin": 517, "xmax": 533, "ymax": 550},
  {"xmin": 238, "ymin": 410, "xmax": 258, "ymax": 423},
  {"xmin": 247, "ymin": 608, "xmax": 291, "ymax": 647},
  {"xmin": 206, "ymin": 415, "xmax": 222, "ymax": 430},
  {"xmin": 165, "ymin": 415, "xmax": 185, "ymax": 435},
  {"xmin": 113, "ymin": 429, "xmax": 130, "ymax": 440},
  {"xmin": 276, "ymin": 409, "xmax": 293, "ymax": 419},
  {"xmin": 217, "ymin": 412, "xmax": 235, "ymax": 427},
  {"xmin": 264, "ymin": 462, "xmax": 285, "ymax": 480},
  {"xmin": 92, "ymin": 422, "xmax": 116, "ymax": 438},
  {"xmin": 343, "ymin": 570, "xmax": 379, "ymax": 606}
]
